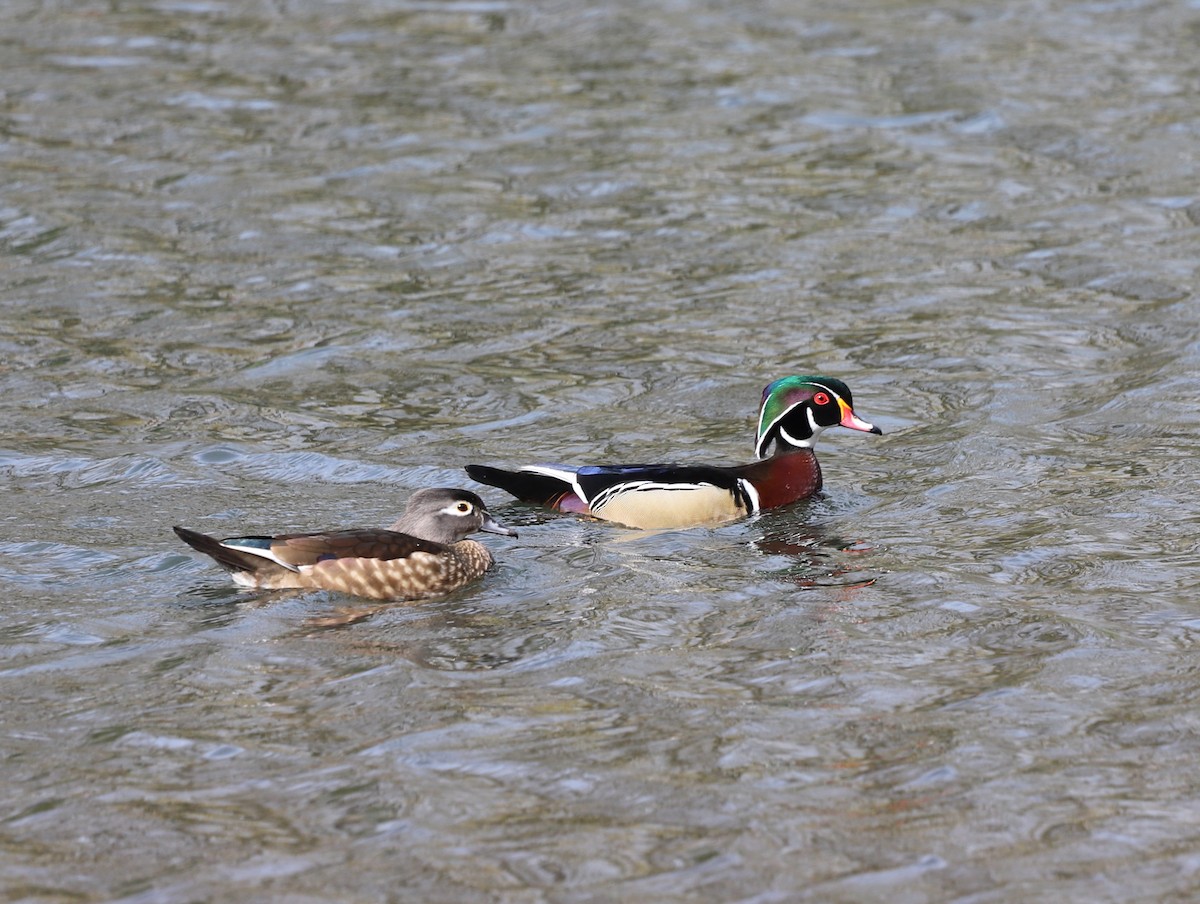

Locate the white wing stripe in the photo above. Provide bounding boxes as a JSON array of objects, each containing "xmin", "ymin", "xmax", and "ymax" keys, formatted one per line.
[
  {"xmin": 522, "ymin": 464, "xmax": 586, "ymax": 503},
  {"xmin": 521, "ymin": 464, "xmax": 578, "ymax": 482},
  {"xmin": 221, "ymin": 541, "xmax": 301, "ymax": 572}
]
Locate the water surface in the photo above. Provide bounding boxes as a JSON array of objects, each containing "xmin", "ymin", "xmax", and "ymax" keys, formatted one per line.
[{"xmin": 3, "ymin": 0, "xmax": 1200, "ymax": 901}]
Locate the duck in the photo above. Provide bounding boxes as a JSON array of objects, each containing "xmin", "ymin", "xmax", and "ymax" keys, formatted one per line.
[
  {"xmin": 465, "ymin": 375, "xmax": 881, "ymax": 530},
  {"xmin": 174, "ymin": 487, "xmax": 517, "ymax": 600}
]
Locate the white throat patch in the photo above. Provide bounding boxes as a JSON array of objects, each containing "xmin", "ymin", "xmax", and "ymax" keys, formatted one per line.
[{"xmin": 777, "ymin": 408, "xmax": 826, "ymax": 449}]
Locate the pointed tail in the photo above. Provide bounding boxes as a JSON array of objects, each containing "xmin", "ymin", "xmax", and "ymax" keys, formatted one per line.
[
  {"xmin": 174, "ymin": 526, "xmax": 285, "ymax": 577},
  {"xmin": 465, "ymin": 464, "xmax": 580, "ymax": 508}
]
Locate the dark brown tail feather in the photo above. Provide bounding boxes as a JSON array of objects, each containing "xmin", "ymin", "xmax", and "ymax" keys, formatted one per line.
[
  {"xmin": 173, "ymin": 526, "xmax": 283, "ymax": 576},
  {"xmin": 465, "ymin": 464, "xmax": 572, "ymax": 505}
]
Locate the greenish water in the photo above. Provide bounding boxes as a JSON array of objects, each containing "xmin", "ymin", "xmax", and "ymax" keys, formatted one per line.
[{"xmin": 3, "ymin": 1, "xmax": 1200, "ymax": 901}]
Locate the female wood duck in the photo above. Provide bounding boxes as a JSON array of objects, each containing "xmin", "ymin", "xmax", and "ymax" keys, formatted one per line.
[
  {"xmin": 174, "ymin": 488, "xmax": 517, "ymax": 601},
  {"xmin": 466, "ymin": 375, "xmax": 882, "ymax": 530}
]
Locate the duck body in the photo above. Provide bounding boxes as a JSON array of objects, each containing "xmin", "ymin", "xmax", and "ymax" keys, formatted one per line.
[
  {"xmin": 467, "ymin": 376, "xmax": 880, "ymax": 530},
  {"xmin": 175, "ymin": 488, "xmax": 516, "ymax": 600},
  {"xmin": 466, "ymin": 450, "xmax": 822, "ymax": 530}
]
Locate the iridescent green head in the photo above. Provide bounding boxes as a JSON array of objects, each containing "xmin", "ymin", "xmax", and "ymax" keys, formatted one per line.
[{"xmin": 755, "ymin": 375, "xmax": 881, "ymax": 458}]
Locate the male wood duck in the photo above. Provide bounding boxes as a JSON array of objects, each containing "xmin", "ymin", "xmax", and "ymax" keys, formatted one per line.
[
  {"xmin": 465, "ymin": 375, "xmax": 881, "ymax": 530},
  {"xmin": 174, "ymin": 487, "xmax": 517, "ymax": 601}
]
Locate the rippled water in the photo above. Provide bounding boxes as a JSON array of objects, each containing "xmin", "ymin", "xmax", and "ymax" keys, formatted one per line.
[{"xmin": 3, "ymin": 0, "xmax": 1200, "ymax": 900}]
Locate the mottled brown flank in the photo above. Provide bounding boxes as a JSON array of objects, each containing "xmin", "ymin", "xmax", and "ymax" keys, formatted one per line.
[{"xmin": 256, "ymin": 540, "xmax": 495, "ymax": 600}]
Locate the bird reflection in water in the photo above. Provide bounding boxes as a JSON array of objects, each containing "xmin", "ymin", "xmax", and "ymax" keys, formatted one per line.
[{"xmin": 749, "ymin": 518, "xmax": 880, "ymax": 593}]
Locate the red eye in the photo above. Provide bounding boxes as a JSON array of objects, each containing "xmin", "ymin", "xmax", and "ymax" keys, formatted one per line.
[{"xmin": 812, "ymin": 392, "xmax": 831, "ymax": 406}]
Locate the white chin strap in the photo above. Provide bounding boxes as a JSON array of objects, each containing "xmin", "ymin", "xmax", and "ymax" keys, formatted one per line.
[
  {"xmin": 778, "ymin": 426, "xmax": 816, "ymax": 448},
  {"xmin": 778, "ymin": 408, "xmax": 825, "ymax": 449}
]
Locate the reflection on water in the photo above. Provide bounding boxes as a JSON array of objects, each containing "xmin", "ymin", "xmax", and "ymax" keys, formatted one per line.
[{"xmin": 3, "ymin": 0, "xmax": 1200, "ymax": 900}]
